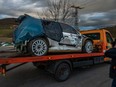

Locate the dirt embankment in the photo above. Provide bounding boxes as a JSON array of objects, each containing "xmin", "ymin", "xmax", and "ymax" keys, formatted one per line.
[{"xmin": 0, "ymin": 37, "xmax": 12, "ymax": 42}]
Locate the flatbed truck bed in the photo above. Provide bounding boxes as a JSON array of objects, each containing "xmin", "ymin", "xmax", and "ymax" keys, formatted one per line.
[
  {"xmin": 0, "ymin": 51, "xmax": 104, "ymax": 81},
  {"xmin": 0, "ymin": 52, "xmax": 104, "ymax": 64}
]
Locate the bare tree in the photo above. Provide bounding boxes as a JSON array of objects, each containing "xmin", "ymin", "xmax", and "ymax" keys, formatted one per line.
[{"xmin": 43, "ymin": 0, "xmax": 72, "ymax": 23}]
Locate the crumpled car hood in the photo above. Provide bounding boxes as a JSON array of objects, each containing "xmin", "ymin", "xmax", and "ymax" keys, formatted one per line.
[{"xmin": 14, "ymin": 15, "xmax": 44, "ymax": 44}]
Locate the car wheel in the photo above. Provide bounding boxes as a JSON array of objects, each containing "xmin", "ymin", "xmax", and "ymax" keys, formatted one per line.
[
  {"xmin": 83, "ymin": 40, "xmax": 93, "ymax": 53},
  {"xmin": 28, "ymin": 38, "xmax": 48, "ymax": 56}
]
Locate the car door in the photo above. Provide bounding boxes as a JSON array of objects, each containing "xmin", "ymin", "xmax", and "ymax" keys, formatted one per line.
[
  {"xmin": 59, "ymin": 23, "xmax": 82, "ymax": 50},
  {"xmin": 42, "ymin": 20, "xmax": 63, "ymax": 42}
]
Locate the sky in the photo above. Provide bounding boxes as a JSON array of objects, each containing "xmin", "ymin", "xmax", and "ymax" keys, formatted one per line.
[{"xmin": 0, "ymin": 0, "xmax": 116, "ymax": 29}]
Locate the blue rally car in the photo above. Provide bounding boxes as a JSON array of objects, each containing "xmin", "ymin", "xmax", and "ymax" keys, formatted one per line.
[{"xmin": 13, "ymin": 14, "xmax": 93, "ymax": 56}]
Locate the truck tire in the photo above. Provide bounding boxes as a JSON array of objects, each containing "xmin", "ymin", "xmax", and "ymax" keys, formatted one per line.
[
  {"xmin": 54, "ymin": 62, "xmax": 71, "ymax": 82},
  {"xmin": 28, "ymin": 38, "xmax": 48, "ymax": 56},
  {"xmin": 83, "ymin": 40, "xmax": 93, "ymax": 53}
]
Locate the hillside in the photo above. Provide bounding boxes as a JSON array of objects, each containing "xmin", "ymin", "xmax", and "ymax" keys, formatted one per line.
[
  {"xmin": 0, "ymin": 18, "xmax": 16, "ymax": 24},
  {"xmin": 0, "ymin": 18, "xmax": 16, "ymax": 29}
]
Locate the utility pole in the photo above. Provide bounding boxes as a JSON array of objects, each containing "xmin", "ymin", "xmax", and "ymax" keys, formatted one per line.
[{"xmin": 71, "ymin": 5, "xmax": 84, "ymax": 31}]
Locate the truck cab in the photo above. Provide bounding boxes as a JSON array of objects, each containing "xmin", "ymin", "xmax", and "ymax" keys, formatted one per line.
[{"xmin": 80, "ymin": 29, "xmax": 114, "ymax": 61}]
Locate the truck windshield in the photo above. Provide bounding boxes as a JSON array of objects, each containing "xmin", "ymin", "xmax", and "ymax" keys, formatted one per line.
[
  {"xmin": 83, "ymin": 33, "xmax": 100, "ymax": 40},
  {"xmin": 106, "ymin": 32, "xmax": 113, "ymax": 43}
]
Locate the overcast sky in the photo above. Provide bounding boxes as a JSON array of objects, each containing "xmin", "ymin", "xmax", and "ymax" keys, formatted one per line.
[{"xmin": 0, "ymin": 0, "xmax": 116, "ymax": 28}]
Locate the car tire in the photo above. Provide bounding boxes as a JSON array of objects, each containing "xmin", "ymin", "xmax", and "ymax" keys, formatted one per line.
[
  {"xmin": 28, "ymin": 38, "xmax": 48, "ymax": 56},
  {"xmin": 83, "ymin": 40, "xmax": 93, "ymax": 53}
]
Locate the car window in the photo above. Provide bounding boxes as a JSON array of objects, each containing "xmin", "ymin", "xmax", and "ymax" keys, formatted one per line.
[
  {"xmin": 42, "ymin": 20, "xmax": 63, "ymax": 42},
  {"xmin": 106, "ymin": 32, "xmax": 113, "ymax": 43},
  {"xmin": 60, "ymin": 23, "xmax": 76, "ymax": 34},
  {"xmin": 83, "ymin": 33, "xmax": 100, "ymax": 40}
]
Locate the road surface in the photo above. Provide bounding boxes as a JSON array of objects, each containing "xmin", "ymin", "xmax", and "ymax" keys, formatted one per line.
[{"xmin": 0, "ymin": 62, "xmax": 112, "ymax": 87}]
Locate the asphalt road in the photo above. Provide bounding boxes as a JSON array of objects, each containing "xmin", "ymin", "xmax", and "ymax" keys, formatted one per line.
[{"xmin": 0, "ymin": 62, "xmax": 112, "ymax": 87}]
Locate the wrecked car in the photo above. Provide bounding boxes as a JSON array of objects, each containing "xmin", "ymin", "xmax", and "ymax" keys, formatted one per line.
[{"xmin": 13, "ymin": 14, "xmax": 93, "ymax": 56}]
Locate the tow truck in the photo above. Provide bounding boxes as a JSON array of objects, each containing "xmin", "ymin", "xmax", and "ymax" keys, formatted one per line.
[
  {"xmin": 0, "ymin": 29, "xmax": 113, "ymax": 82},
  {"xmin": 81, "ymin": 29, "xmax": 114, "ymax": 62}
]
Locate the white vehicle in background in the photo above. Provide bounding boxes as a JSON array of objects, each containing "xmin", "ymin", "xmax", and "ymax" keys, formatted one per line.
[
  {"xmin": 0, "ymin": 42, "xmax": 13, "ymax": 47},
  {"xmin": 13, "ymin": 14, "xmax": 93, "ymax": 56}
]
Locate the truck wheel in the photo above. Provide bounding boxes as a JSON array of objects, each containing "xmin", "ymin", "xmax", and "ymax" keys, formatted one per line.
[
  {"xmin": 83, "ymin": 40, "xmax": 93, "ymax": 53},
  {"xmin": 54, "ymin": 62, "xmax": 71, "ymax": 82},
  {"xmin": 28, "ymin": 38, "xmax": 48, "ymax": 56}
]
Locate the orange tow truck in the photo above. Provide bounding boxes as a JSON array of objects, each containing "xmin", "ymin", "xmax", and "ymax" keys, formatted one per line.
[
  {"xmin": 0, "ymin": 29, "xmax": 113, "ymax": 82},
  {"xmin": 81, "ymin": 29, "xmax": 114, "ymax": 61}
]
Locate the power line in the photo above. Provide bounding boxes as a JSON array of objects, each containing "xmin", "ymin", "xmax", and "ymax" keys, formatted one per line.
[
  {"xmin": 81, "ymin": 0, "xmax": 101, "ymax": 8},
  {"xmin": 70, "ymin": 0, "xmax": 101, "ymax": 30},
  {"xmin": 71, "ymin": 5, "xmax": 84, "ymax": 30},
  {"xmin": 76, "ymin": 0, "xmax": 87, "ymax": 6},
  {"xmin": 79, "ymin": 0, "xmax": 93, "ymax": 6},
  {"xmin": 71, "ymin": 0, "xmax": 101, "ymax": 14}
]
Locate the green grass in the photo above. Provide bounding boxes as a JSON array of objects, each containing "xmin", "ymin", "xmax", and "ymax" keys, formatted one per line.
[
  {"xmin": 0, "ymin": 28, "xmax": 13, "ymax": 42},
  {"xmin": 0, "ymin": 37, "xmax": 12, "ymax": 42},
  {"xmin": 0, "ymin": 28, "xmax": 13, "ymax": 37}
]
